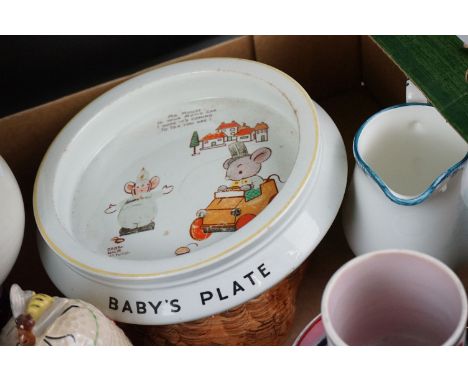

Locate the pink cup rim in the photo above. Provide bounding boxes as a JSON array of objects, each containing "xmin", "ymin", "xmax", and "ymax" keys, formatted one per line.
[{"xmin": 321, "ymin": 249, "xmax": 468, "ymax": 346}]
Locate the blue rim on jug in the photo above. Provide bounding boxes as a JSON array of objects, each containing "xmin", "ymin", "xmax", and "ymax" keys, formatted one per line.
[{"xmin": 353, "ymin": 102, "xmax": 468, "ymax": 206}]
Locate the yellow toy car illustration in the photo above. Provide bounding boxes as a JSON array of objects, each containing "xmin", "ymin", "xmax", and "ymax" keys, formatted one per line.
[{"xmin": 190, "ymin": 179, "xmax": 278, "ymax": 241}]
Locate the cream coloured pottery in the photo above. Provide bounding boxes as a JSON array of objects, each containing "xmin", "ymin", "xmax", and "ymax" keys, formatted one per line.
[
  {"xmin": 0, "ymin": 284, "xmax": 131, "ymax": 345},
  {"xmin": 343, "ymin": 103, "xmax": 468, "ymax": 267},
  {"xmin": 0, "ymin": 156, "xmax": 24, "ymax": 287},
  {"xmin": 34, "ymin": 58, "xmax": 347, "ymax": 324}
]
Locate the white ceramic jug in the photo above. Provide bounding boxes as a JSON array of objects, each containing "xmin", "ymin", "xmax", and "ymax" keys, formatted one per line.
[{"xmin": 343, "ymin": 82, "xmax": 468, "ymax": 267}]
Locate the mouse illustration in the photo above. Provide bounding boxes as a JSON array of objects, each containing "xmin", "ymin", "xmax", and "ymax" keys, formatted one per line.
[
  {"xmin": 105, "ymin": 167, "xmax": 173, "ymax": 236},
  {"xmin": 218, "ymin": 142, "xmax": 271, "ymax": 193},
  {"xmin": 189, "ymin": 142, "xmax": 277, "ymax": 241}
]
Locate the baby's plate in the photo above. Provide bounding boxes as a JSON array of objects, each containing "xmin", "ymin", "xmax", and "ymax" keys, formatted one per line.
[
  {"xmin": 34, "ymin": 58, "xmax": 347, "ymax": 325},
  {"xmin": 0, "ymin": 155, "xmax": 24, "ymax": 287}
]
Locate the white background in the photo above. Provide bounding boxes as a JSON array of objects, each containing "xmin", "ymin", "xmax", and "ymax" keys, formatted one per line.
[{"xmin": 0, "ymin": 1, "xmax": 466, "ymax": 34}]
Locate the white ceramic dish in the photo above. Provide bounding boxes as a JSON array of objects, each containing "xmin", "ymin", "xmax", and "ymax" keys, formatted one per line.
[
  {"xmin": 0, "ymin": 156, "xmax": 24, "ymax": 287},
  {"xmin": 34, "ymin": 58, "xmax": 347, "ymax": 325}
]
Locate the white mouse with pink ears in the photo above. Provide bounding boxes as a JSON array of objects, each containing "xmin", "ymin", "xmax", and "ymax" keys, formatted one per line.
[{"xmin": 104, "ymin": 167, "xmax": 174, "ymax": 237}]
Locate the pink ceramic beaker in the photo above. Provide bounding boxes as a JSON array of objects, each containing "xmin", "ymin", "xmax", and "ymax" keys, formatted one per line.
[{"xmin": 321, "ymin": 249, "xmax": 467, "ymax": 346}]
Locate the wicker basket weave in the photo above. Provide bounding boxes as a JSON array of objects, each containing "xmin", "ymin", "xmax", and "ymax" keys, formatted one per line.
[{"xmin": 122, "ymin": 262, "xmax": 307, "ymax": 345}]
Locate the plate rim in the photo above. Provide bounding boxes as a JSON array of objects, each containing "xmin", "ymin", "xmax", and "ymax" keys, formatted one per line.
[{"xmin": 33, "ymin": 58, "xmax": 321, "ymax": 278}]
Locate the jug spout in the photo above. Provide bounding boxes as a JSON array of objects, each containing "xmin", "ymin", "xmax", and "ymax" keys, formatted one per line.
[{"xmin": 353, "ymin": 103, "xmax": 468, "ymax": 206}]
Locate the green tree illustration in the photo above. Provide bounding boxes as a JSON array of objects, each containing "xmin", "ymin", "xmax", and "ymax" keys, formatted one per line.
[{"xmin": 190, "ymin": 131, "xmax": 200, "ymax": 155}]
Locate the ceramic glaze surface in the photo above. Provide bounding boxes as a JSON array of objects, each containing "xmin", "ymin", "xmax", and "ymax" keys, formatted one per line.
[
  {"xmin": 68, "ymin": 99, "xmax": 298, "ymax": 262},
  {"xmin": 295, "ymin": 313, "xmax": 467, "ymax": 346},
  {"xmin": 0, "ymin": 285, "xmax": 131, "ymax": 346},
  {"xmin": 294, "ymin": 315, "xmax": 327, "ymax": 346},
  {"xmin": 0, "ymin": 156, "xmax": 24, "ymax": 286},
  {"xmin": 321, "ymin": 250, "xmax": 467, "ymax": 346},
  {"xmin": 358, "ymin": 105, "xmax": 466, "ymax": 197},
  {"xmin": 344, "ymin": 104, "xmax": 468, "ymax": 267},
  {"xmin": 35, "ymin": 59, "xmax": 347, "ymax": 324}
]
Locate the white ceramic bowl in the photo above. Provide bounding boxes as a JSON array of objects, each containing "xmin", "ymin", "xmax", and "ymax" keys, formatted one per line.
[
  {"xmin": 34, "ymin": 58, "xmax": 347, "ymax": 324},
  {"xmin": 0, "ymin": 156, "xmax": 24, "ymax": 286}
]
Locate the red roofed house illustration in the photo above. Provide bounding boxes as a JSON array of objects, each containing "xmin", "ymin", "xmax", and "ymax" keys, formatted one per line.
[
  {"xmin": 235, "ymin": 124, "xmax": 256, "ymax": 143},
  {"xmin": 254, "ymin": 122, "xmax": 269, "ymax": 142},
  {"xmin": 216, "ymin": 121, "xmax": 240, "ymax": 141},
  {"xmin": 201, "ymin": 132, "xmax": 226, "ymax": 149},
  {"xmin": 198, "ymin": 121, "xmax": 269, "ymax": 151}
]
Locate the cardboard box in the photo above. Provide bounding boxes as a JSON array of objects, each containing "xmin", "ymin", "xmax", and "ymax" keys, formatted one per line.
[{"xmin": 0, "ymin": 36, "xmax": 408, "ymax": 343}]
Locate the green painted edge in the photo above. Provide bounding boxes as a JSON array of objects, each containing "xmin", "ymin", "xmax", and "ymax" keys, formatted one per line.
[{"xmin": 372, "ymin": 36, "xmax": 468, "ymax": 142}]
